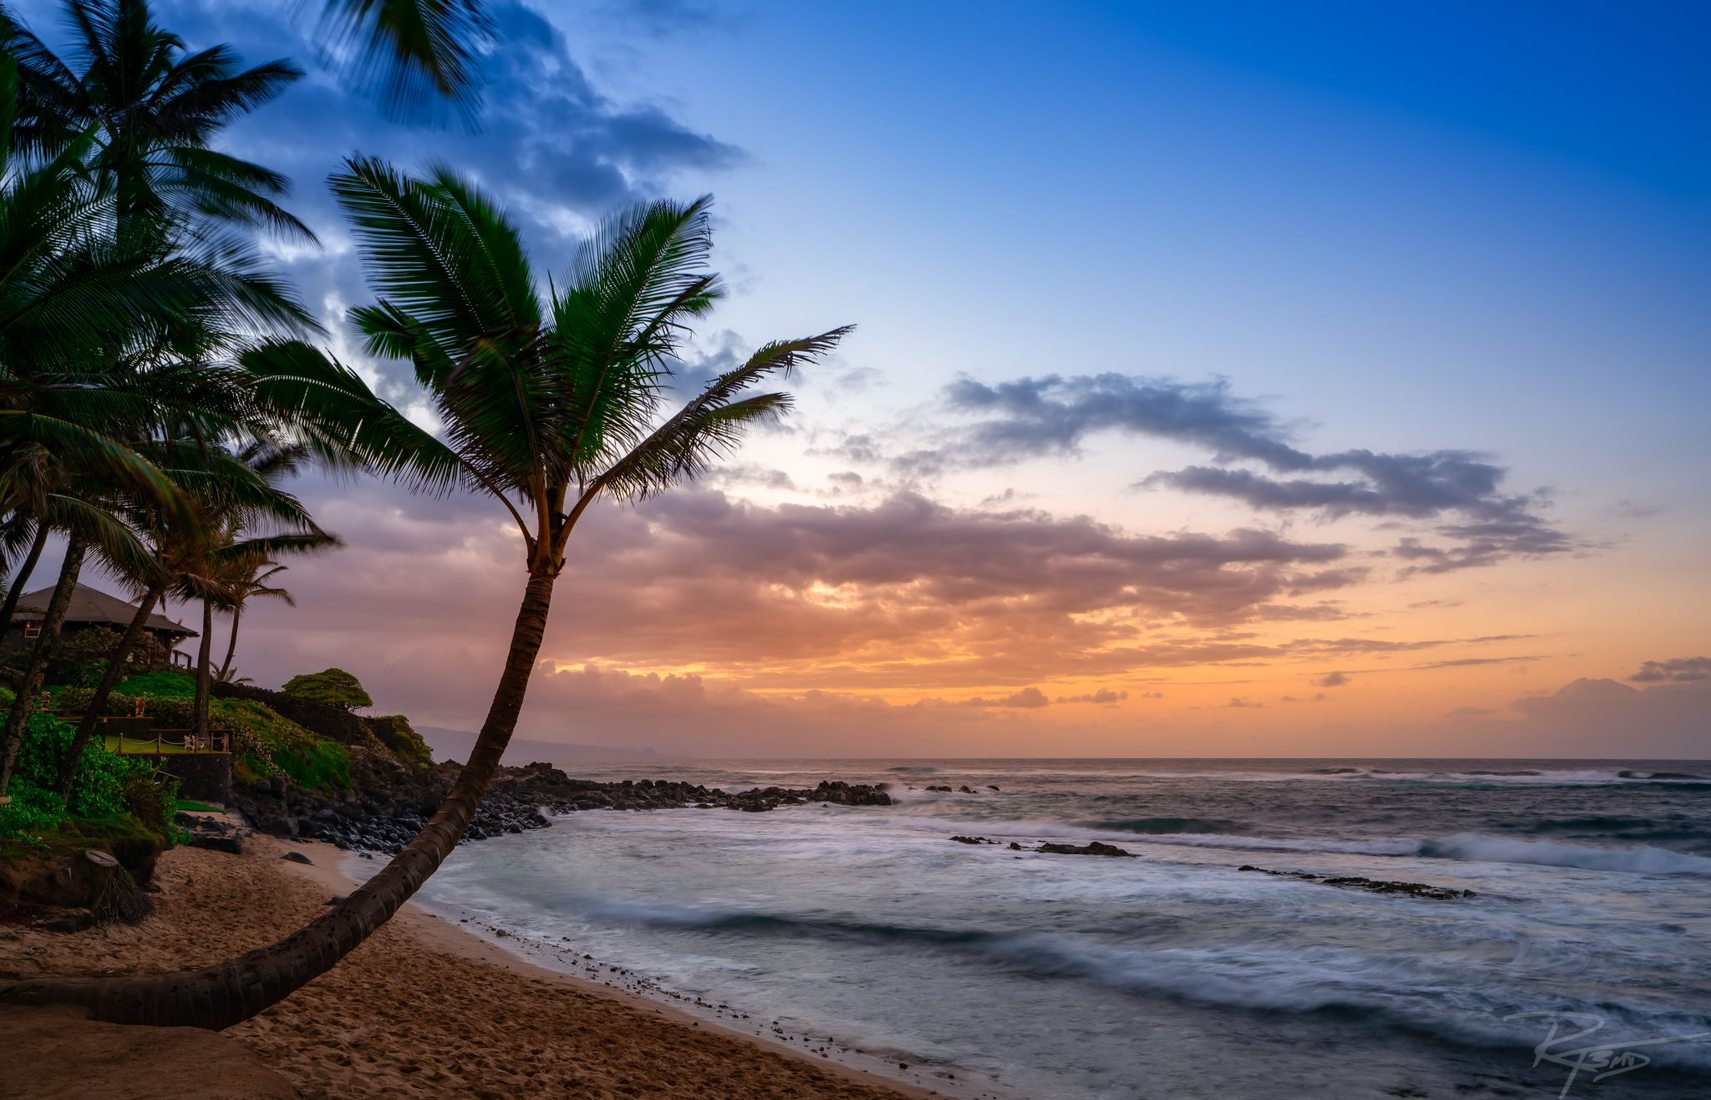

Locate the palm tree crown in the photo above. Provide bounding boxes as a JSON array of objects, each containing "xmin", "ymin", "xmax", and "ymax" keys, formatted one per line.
[
  {"xmin": 4, "ymin": 0, "xmax": 313, "ymax": 241},
  {"xmin": 257, "ymin": 156, "xmax": 851, "ymax": 578}
]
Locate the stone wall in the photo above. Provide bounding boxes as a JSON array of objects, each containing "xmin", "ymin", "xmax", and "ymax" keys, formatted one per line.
[{"xmin": 144, "ymin": 752, "xmax": 232, "ymax": 805}]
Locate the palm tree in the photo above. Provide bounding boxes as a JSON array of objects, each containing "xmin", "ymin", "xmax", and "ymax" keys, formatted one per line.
[
  {"xmin": 214, "ymin": 561, "xmax": 291, "ymax": 683},
  {"xmin": 0, "ymin": 1, "xmax": 316, "ymax": 788},
  {"xmin": 0, "ymin": 157, "xmax": 849, "ymax": 1026},
  {"xmin": 4, "ymin": 0, "xmax": 313, "ymax": 243},
  {"xmin": 52, "ymin": 441, "xmax": 334, "ymax": 794}
]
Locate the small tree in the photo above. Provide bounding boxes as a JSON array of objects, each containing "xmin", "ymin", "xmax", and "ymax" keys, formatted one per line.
[{"xmin": 282, "ymin": 668, "xmax": 372, "ymax": 710}]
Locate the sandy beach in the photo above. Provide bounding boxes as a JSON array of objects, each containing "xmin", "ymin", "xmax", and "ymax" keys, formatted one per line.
[{"xmin": 0, "ymin": 835, "xmax": 931, "ymax": 1099}]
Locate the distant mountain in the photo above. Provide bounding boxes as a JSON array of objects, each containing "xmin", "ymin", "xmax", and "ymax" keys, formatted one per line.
[{"xmin": 416, "ymin": 726, "xmax": 674, "ymax": 767}]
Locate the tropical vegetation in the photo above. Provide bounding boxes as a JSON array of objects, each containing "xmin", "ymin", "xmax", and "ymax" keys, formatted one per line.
[{"xmin": 0, "ymin": 0, "xmax": 847, "ymax": 1032}]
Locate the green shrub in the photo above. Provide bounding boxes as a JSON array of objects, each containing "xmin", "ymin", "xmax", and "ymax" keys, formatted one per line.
[
  {"xmin": 10, "ymin": 712, "xmax": 155, "ymax": 818},
  {"xmin": 0, "ymin": 714, "xmax": 175, "ymax": 846},
  {"xmin": 122, "ymin": 767, "xmax": 178, "ymax": 836},
  {"xmin": 0, "ymin": 784, "xmax": 67, "ymax": 844},
  {"xmin": 282, "ymin": 668, "xmax": 372, "ymax": 710},
  {"xmin": 201, "ymin": 698, "xmax": 351, "ymax": 792},
  {"xmin": 42, "ymin": 627, "xmax": 169, "ymax": 687},
  {"xmin": 113, "ymin": 669, "xmax": 195, "ymax": 699},
  {"xmin": 272, "ymin": 738, "xmax": 352, "ymax": 791},
  {"xmin": 369, "ymin": 714, "xmax": 432, "ymax": 768}
]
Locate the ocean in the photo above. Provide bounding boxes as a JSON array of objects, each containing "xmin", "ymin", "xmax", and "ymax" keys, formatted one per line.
[{"xmin": 399, "ymin": 759, "xmax": 1711, "ymax": 1099}]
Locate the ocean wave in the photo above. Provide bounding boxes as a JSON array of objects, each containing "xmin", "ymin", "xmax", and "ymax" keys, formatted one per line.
[
  {"xmin": 1136, "ymin": 830, "xmax": 1711, "ymax": 875},
  {"xmin": 1414, "ymin": 834, "xmax": 1711, "ymax": 875},
  {"xmin": 1293, "ymin": 766, "xmax": 1711, "ymax": 787},
  {"xmin": 582, "ymin": 899, "xmax": 1711, "ymax": 1068}
]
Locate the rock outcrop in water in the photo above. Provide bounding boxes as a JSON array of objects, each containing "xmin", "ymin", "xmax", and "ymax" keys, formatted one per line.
[
  {"xmin": 231, "ymin": 762, "xmax": 893, "ymax": 854},
  {"xmin": 1236, "ymin": 865, "xmax": 1474, "ymax": 900},
  {"xmin": 1037, "ymin": 841, "xmax": 1135, "ymax": 857}
]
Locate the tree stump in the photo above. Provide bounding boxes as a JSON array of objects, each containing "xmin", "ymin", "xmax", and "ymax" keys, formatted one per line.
[{"xmin": 78, "ymin": 851, "xmax": 150, "ymax": 925}]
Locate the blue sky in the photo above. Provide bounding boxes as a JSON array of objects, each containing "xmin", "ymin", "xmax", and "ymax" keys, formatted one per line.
[{"xmin": 14, "ymin": 0, "xmax": 1707, "ymax": 754}]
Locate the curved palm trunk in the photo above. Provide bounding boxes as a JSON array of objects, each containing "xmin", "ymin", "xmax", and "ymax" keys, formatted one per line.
[
  {"xmin": 57, "ymin": 582, "xmax": 166, "ymax": 798},
  {"xmin": 192, "ymin": 600, "xmax": 215, "ymax": 741},
  {"xmin": 0, "ymin": 569, "xmax": 558, "ymax": 1027},
  {"xmin": 215, "ymin": 605, "xmax": 243, "ymax": 683},
  {"xmin": 0, "ymin": 522, "xmax": 51, "ymax": 637},
  {"xmin": 0, "ymin": 533, "xmax": 88, "ymax": 795}
]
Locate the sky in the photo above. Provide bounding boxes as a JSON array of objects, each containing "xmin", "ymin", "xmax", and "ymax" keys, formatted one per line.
[{"xmin": 15, "ymin": 0, "xmax": 1710, "ymax": 756}]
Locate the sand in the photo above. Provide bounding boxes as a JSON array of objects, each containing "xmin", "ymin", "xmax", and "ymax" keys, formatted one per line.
[{"xmin": 0, "ymin": 836, "xmax": 931, "ymax": 1099}]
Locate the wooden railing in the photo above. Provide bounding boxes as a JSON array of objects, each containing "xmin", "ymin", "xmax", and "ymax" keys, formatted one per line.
[{"xmin": 114, "ymin": 726, "xmax": 231, "ymax": 755}]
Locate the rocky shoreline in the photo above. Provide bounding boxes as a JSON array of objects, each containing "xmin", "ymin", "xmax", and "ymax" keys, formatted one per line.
[{"xmin": 233, "ymin": 759, "xmax": 894, "ymax": 854}]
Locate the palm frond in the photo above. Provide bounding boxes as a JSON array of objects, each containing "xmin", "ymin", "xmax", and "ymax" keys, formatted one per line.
[
  {"xmin": 331, "ymin": 155, "xmax": 534, "ymax": 360},
  {"xmin": 317, "ymin": 0, "xmax": 492, "ymax": 124},
  {"xmin": 240, "ymin": 339, "xmax": 471, "ymax": 498},
  {"xmin": 580, "ymin": 326, "xmax": 851, "ymax": 510}
]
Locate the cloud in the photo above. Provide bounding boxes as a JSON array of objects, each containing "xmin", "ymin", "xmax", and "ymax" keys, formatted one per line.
[
  {"xmin": 1226, "ymin": 697, "xmax": 1263, "ymax": 708},
  {"xmin": 1054, "ymin": 689, "xmax": 1128, "ymax": 705},
  {"xmin": 943, "ymin": 374, "xmax": 1308, "ymax": 469},
  {"xmin": 963, "ymin": 687, "xmax": 1050, "ymax": 708},
  {"xmin": 1313, "ymin": 670, "xmax": 1350, "ymax": 687},
  {"xmin": 0, "ymin": 0, "xmax": 749, "ymax": 409},
  {"xmin": 1413, "ymin": 655, "xmax": 1544, "ymax": 670},
  {"xmin": 893, "ymin": 372, "xmax": 1578, "ymax": 573},
  {"xmin": 1503, "ymin": 677, "xmax": 1711, "ymax": 756},
  {"xmin": 1630, "ymin": 656, "xmax": 1711, "ymax": 683}
]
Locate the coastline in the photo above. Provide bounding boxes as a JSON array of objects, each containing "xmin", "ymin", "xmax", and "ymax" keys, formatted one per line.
[{"xmin": 0, "ymin": 835, "xmax": 940, "ymax": 1099}]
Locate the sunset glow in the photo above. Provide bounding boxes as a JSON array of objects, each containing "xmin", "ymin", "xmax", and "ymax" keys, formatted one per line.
[{"xmin": 19, "ymin": 0, "xmax": 1707, "ymax": 757}]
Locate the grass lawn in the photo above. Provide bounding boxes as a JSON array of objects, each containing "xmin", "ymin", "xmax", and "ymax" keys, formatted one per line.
[{"xmin": 102, "ymin": 735, "xmax": 196, "ymax": 755}]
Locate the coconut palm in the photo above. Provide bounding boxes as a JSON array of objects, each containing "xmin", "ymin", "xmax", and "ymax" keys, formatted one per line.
[
  {"xmin": 4, "ymin": 0, "xmax": 313, "ymax": 242},
  {"xmin": 0, "ymin": 0, "xmax": 317, "ymax": 783},
  {"xmin": 0, "ymin": 157, "xmax": 849, "ymax": 1026},
  {"xmin": 51, "ymin": 439, "xmax": 334, "ymax": 793},
  {"xmin": 214, "ymin": 560, "xmax": 291, "ymax": 683}
]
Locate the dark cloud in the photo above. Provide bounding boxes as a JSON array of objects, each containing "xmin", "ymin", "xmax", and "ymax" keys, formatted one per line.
[
  {"xmin": 1630, "ymin": 656, "xmax": 1711, "ymax": 683},
  {"xmin": 1226, "ymin": 697, "xmax": 1263, "ymax": 708},
  {"xmin": 1503, "ymin": 678, "xmax": 1711, "ymax": 756},
  {"xmin": 902, "ymin": 372, "xmax": 1578, "ymax": 573},
  {"xmin": 944, "ymin": 374, "xmax": 1307, "ymax": 469},
  {"xmin": 1, "ymin": 0, "xmax": 747, "ymax": 412},
  {"xmin": 1313, "ymin": 670, "xmax": 1350, "ymax": 687}
]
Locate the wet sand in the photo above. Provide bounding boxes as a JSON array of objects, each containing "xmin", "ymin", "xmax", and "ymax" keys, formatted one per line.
[{"xmin": 0, "ymin": 835, "xmax": 931, "ymax": 1099}]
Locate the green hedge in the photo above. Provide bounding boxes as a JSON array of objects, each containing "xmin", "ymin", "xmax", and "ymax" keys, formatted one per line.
[
  {"xmin": 0, "ymin": 712, "xmax": 176, "ymax": 845},
  {"xmin": 113, "ymin": 670, "xmax": 196, "ymax": 699}
]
